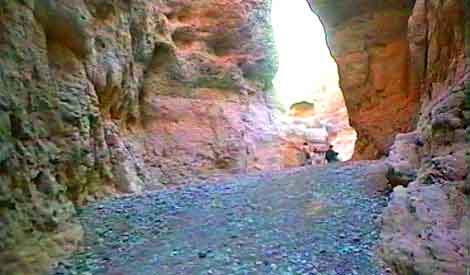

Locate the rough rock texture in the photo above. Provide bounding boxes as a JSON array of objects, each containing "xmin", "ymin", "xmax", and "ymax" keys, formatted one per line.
[
  {"xmin": 379, "ymin": 1, "xmax": 470, "ymax": 274},
  {"xmin": 2, "ymin": 0, "xmax": 469, "ymax": 274},
  {"xmin": 309, "ymin": 0, "xmax": 420, "ymax": 159},
  {"xmin": 136, "ymin": 0, "xmax": 280, "ymax": 183},
  {"xmin": 0, "ymin": 0, "xmax": 277, "ymax": 273},
  {"xmin": 385, "ymin": 132, "xmax": 421, "ymax": 187},
  {"xmin": 309, "ymin": 0, "xmax": 470, "ymax": 273}
]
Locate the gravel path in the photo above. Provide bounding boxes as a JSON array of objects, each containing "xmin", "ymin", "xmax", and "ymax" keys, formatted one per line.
[{"xmin": 52, "ymin": 161, "xmax": 390, "ymax": 275}]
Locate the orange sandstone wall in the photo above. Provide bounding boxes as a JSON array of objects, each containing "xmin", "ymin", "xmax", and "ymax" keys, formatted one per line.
[
  {"xmin": 308, "ymin": 0, "xmax": 420, "ymax": 159},
  {"xmin": 309, "ymin": 1, "xmax": 469, "ymax": 273},
  {"xmin": 0, "ymin": 1, "xmax": 279, "ymax": 273}
]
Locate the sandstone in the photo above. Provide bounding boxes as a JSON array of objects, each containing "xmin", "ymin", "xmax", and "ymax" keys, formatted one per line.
[
  {"xmin": 376, "ymin": 1, "xmax": 470, "ymax": 273},
  {"xmin": 309, "ymin": 0, "xmax": 420, "ymax": 160},
  {"xmin": 380, "ymin": 182, "xmax": 469, "ymax": 275},
  {"xmin": 0, "ymin": 0, "xmax": 469, "ymax": 274},
  {"xmin": 305, "ymin": 0, "xmax": 470, "ymax": 273},
  {"xmin": 0, "ymin": 0, "xmax": 278, "ymax": 272},
  {"xmin": 306, "ymin": 2, "xmax": 470, "ymax": 272},
  {"xmin": 385, "ymin": 132, "xmax": 421, "ymax": 187},
  {"xmin": 289, "ymin": 101, "xmax": 315, "ymax": 118}
]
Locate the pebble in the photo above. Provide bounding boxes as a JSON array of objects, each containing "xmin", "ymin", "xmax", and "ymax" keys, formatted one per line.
[
  {"xmin": 51, "ymin": 164, "xmax": 390, "ymax": 275},
  {"xmin": 198, "ymin": 252, "xmax": 207, "ymax": 259}
]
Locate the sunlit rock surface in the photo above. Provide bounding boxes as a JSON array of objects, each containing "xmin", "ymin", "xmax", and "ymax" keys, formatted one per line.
[
  {"xmin": 1, "ymin": 0, "xmax": 468, "ymax": 274},
  {"xmin": 308, "ymin": 0, "xmax": 470, "ymax": 273},
  {"xmin": 278, "ymin": 95, "xmax": 356, "ymax": 167},
  {"xmin": 309, "ymin": 0, "xmax": 419, "ymax": 160},
  {"xmin": 0, "ymin": 0, "xmax": 278, "ymax": 273},
  {"xmin": 289, "ymin": 101, "xmax": 315, "ymax": 118},
  {"xmin": 314, "ymin": 90, "xmax": 357, "ymax": 161}
]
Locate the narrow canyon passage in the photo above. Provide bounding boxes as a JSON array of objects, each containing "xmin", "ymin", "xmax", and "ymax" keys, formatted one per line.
[
  {"xmin": 1, "ymin": 1, "xmax": 468, "ymax": 274},
  {"xmin": 52, "ymin": 162, "xmax": 389, "ymax": 275}
]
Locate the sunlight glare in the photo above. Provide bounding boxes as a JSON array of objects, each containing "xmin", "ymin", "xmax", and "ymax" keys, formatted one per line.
[
  {"xmin": 271, "ymin": 0, "xmax": 339, "ymax": 110},
  {"xmin": 271, "ymin": 0, "xmax": 357, "ymax": 161}
]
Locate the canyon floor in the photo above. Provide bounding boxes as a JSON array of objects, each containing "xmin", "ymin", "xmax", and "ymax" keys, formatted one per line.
[{"xmin": 51, "ymin": 162, "xmax": 391, "ymax": 275}]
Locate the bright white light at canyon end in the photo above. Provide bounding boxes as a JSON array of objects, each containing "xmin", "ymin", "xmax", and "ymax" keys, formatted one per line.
[
  {"xmin": 271, "ymin": 0, "xmax": 339, "ymax": 109},
  {"xmin": 271, "ymin": 0, "xmax": 357, "ymax": 161}
]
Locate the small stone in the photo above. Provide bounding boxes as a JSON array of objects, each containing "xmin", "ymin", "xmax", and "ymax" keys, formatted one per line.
[{"xmin": 198, "ymin": 252, "xmax": 207, "ymax": 259}]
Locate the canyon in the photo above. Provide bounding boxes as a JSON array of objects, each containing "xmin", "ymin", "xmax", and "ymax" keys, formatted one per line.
[
  {"xmin": 310, "ymin": 1, "xmax": 470, "ymax": 273},
  {"xmin": 0, "ymin": 0, "xmax": 469, "ymax": 274}
]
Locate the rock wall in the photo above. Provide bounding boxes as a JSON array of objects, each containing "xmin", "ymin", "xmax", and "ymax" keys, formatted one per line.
[
  {"xmin": 309, "ymin": 0, "xmax": 469, "ymax": 273},
  {"xmin": 380, "ymin": 1, "xmax": 470, "ymax": 274},
  {"xmin": 2, "ymin": 0, "xmax": 469, "ymax": 274},
  {"xmin": 308, "ymin": 0, "xmax": 420, "ymax": 159},
  {"xmin": 0, "ymin": 0, "xmax": 278, "ymax": 273}
]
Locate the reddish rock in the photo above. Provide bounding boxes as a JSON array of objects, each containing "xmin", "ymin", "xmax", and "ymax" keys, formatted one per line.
[
  {"xmin": 0, "ymin": 0, "xmax": 278, "ymax": 273},
  {"xmin": 316, "ymin": 94, "xmax": 357, "ymax": 161},
  {"xmin": 378, "ymin": 1, "xmax": 470, "ymax": 274},
  {"xmin": 308, "ymin": 0, "xmax": 420, "ymax": 159},
  {"xmin": 309, "ymin": 1, "xmax": 469, "ymax": 273},
  {"xmin": 135, "ymin": 0, "xmax": 281, "ymax": 184},
  {"xmin": 289, "ymin": 101, "xmax": 315, "ymax": 118},
  {"xmin": 0, "ymin": 0, "xmax": 468, "ymax": 274}
]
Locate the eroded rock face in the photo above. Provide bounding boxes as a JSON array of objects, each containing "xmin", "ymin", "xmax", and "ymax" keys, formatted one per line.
[
  {"xmin": 0, "ymin": 0, "xmax": 277, "ymax": 273},
  {"xmin": 309, "ymin": 0, "xmax": 469, "ymax": 273},
  {"xmin": 379, "ymin": 1, "xmax": 470, "ymax": 273},
  {"xmin": 1, "ymin": 0, "xmax": 468, "ymax": 274},
  {"xmin": 309, "ymin": 0, "xmax": 420, "ymax": 159},
  {"xmin": 132, "ymin": 0, "xmax": 280, "ymax": 184}
]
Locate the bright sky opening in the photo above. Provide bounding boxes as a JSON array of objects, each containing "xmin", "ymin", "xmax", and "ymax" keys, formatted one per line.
[{"xmin": 271, "ymin": 0, "xmax": 340, "ymax": 109}]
